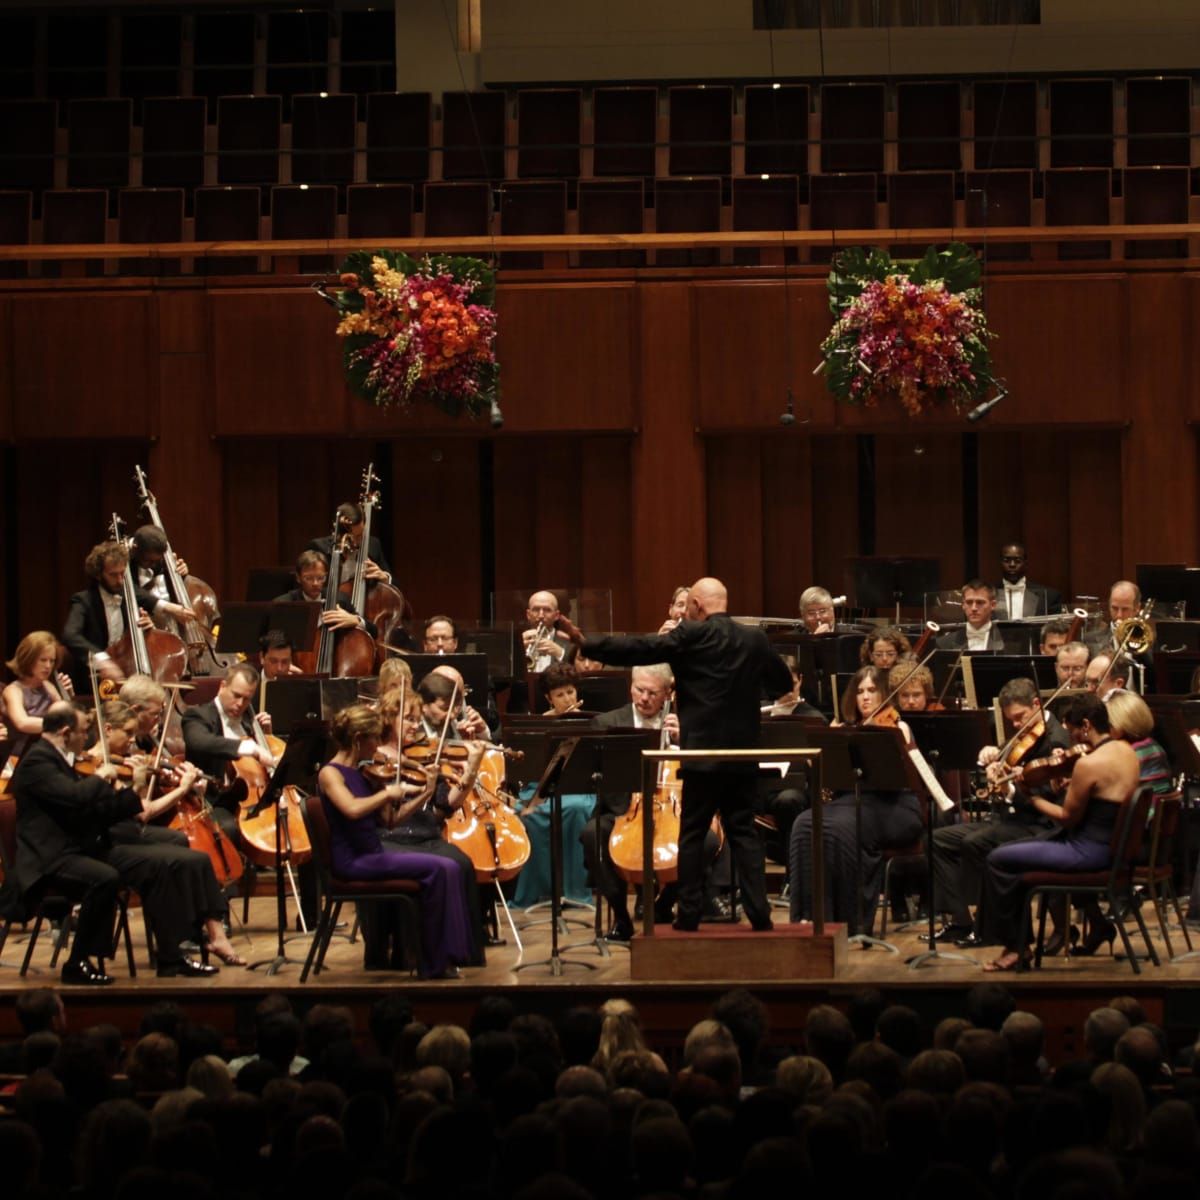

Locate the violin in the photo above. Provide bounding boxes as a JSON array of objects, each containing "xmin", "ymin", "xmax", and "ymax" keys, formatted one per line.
[
  {"xmin": 74, "ymin": 753, "xmax": 135, "ymax": 780},
  {"xmin": 865, "ymin": 704, "xmax": 902, "ymax": 729},
  {"xmin": 989, "ymin": 743, "xmax": 1090, "ymax": 791}
]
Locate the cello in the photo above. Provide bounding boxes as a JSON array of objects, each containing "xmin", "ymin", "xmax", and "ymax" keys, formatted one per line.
[
  {"xmin": 343, "ymin": 464, "xmax": 408, "ymax": 661},
  {"xmin": 133, "ymin": 465, "xmax": 227, "ymax": 676},
  {"xmin": 104, "ymin": 515, "xmax": 188, "ymax": 687}
]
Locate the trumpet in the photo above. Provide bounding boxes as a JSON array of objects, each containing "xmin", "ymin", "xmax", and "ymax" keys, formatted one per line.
[{"xmin": 525, "ymin": 620, "xmax": 550, "ymax": 670}]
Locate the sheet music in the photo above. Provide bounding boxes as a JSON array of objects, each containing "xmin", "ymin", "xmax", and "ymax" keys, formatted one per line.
[{"xmin": 908, "ymin": 746, "xmax": 956, "ymax": 813}]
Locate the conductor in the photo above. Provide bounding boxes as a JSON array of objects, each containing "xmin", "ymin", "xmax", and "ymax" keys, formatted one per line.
[{"xmin": 581, "ymin": 577, "xmax": 793, "ymax": 931}]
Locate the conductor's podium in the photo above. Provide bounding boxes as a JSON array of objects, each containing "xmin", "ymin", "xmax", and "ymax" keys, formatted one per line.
[{"xmin": 629, "ymin": 921, "xmax": 847, "ymax": 981}]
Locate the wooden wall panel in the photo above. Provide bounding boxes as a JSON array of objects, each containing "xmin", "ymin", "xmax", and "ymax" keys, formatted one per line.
[
  {"xmin": 210, "ymin": 292, "xmax": 350, "ymax": 436},
  {"xmin": 632, "ymin": 284, "xmax": 706, "ymax": 632},
  {"xmin": 579, "ymin": 437, "xmax": 633, "ymax": 631},
  {"xmin": 762, "ymin": 435, "xmax": 813, "ymax": 616},
  {"xmin": 693, "ymin": 281, "xmax": 838, "ymax": 431},
  {"xmin": 11, "ymin": 296, "xmax": 155, "ymax": 439},
  {"xmin": 496, "ymin": 285, "xmax": 638, "ymax": 431},
  {"xmin": 0, "ymin": 298, "xmax": 12, "ymax": 442},
  {"xmin": 706, "ymin": 438, "xmax": 765, "ymax": 614},
  {"xmin": 811, "ymin": 436, "xmax": 860, "ymax": 598},
  {"xmin": 984, "ymin": 276, "xmax": 1126, "ymax": 426},
  {"xmin": 222, "ymin": 445, "xmax": 280, "ymax": 601},
  {"xmin": 1067, "ymin": 432, "xmax": 1123, "ymax": 599},
  {"xmin": 874, "ymin": 433, "xmax": 964, "ymax": 592},
  {"xmin": 975, "ymin": 431, "xmax": 1023, "ymax": 585},
  {"xmin": 391, "ymin": 438, "xmax": 483, "ymax": 622}
]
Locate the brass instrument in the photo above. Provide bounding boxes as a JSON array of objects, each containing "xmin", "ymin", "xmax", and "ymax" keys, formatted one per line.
[
  {"xmin": 1113, "ymin": 601, "xmax": 1156, "ymax": 657},
  {"xmin": 525, "ymin": 620, "xmax": 549, "ymax": 670}
]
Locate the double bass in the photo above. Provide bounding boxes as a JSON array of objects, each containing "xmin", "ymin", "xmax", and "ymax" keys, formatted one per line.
[
  {"xmin": 342, "ymin": 464, "xmax": 408, "ymax": 661},
  {"xmin": 294, "ymin": 514, "xmax": 377, "ymax": 678},
  {"xmin": 104, "ymin": 515, "xmax": 188, "ymax": 686},
  {"xmin": 133, "ymin": 466, "xmax": 227, "ymax": 676}
]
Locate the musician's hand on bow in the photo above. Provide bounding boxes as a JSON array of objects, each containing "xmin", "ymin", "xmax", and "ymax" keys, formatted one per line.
[{"xmin": 978, "ymin": 745, "xmax": 1001, "ymax": 767}]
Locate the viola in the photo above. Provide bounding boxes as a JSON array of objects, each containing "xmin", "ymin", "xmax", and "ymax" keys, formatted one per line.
[
  {"xmin": 74, "ymin": 753, "xmax": 135, "ymax": 780},
  {"xmin": 864, "ymin": 703, "xmax": 901, "ymax": 729}
]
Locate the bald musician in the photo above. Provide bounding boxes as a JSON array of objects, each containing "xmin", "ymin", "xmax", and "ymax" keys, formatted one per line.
[{"xmin": 581, "ymin": 577, "xmax": 793, "ymax": 932}]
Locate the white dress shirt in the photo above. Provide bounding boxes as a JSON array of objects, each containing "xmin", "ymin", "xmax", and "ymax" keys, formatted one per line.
[
  {"xmin": 966, "ymin": 621, "xmax": 993, "ymax": 652},
  {"xmin": 1003, "ymin": 578, "xmax": 1027, "ymax": 620}
]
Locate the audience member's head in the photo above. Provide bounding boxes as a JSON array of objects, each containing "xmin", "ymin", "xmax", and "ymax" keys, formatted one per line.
[
  {"xmin": 804, "ymin": 1005, "xmax": 855, "ymax": 1081},
  {"xmin": 847, "ymin": 987, "xmax": 886, "ymax": 1044},
  {"xmin": 1001, "ymin": 1010, "xmax": 1045, "ymax": 1080},
  {"xmin": 1084, "ymin": 1007, "xmax": 1130, "ymax": 1064},
  {"xmin": 682, "ymin": 1018, "xmax": 734, "ymax": 1068},
  {"xmin": 965, "ymin": 983, "xmax": 1016, "ymax": 1032},
  {"xmin": 1114, "ymin": 1025, "xmax": 1165, "ymax": 1088},
  {"xmin": 954, "ymin": 1029, "xmax": 1010, "ymax": 1085},
  {"xmin": 875, "ymin": 1005, "xmax": 923, "ymax": 1060},
  {"xmin": 933, "ymin": 1016, "xmax": 973, "ymax": 1052},
  {"xmin": 712, "ymin": 988, "xmax": 769, "ymax": 1079},
  {"xmin": 775, "ymin": 1055, "xmax": 834, "ymax": 1107}
]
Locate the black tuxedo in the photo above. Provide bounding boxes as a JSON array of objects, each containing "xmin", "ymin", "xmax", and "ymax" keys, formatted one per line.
[
  {"xmin": 182, "ymin": 699, "xmax": 254, "ymax": 778},
  {"xmin": 272, "ymin": 588, "xmax": 377, "ymax": 640},
  {"xmin": 936, "ymin": 626, "xmax": 1007, "ymax": 653},
  {"xmin": 62, "ymin": 582, "xmax": 162, "ymax": 690},
  {"xmin": 11, "ymin": 740, "xmax": 141, "ymax": 961},
  {"xmin": 993, "ymin": 581, "xmax": 1062, "ymax": 619},
  {"xmin": 582, "ymin": 615, "xmax": 793, "ymax": 928},
  {"xmin": 306, "ymin": 534, "xmax": 392, "ymax": 582}
]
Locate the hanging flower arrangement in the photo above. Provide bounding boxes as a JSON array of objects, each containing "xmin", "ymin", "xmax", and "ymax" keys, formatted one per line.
[
  {"xmin": 817, "ymin": 242, "xmax": 999, "ymax": 418},
  {"xmin": 330, "ymin": 250, "xmax": 498, "ymax": 418}
]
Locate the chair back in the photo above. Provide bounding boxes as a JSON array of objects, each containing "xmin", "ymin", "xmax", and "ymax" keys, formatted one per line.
[
  {"xmin": 1107, "ymin": 784, "xmax": 1154, "ymax": 886},
  {"xmin": 303, "ymin": 793, "xmax": 334, "ymax": 885},
  {"xmin": 1144, "ymin": 789, "xmax": 1182, "ymax": 876},
  {"xmin": 0, "ymin": 797, "xmax": 16, "ymax": 873}
]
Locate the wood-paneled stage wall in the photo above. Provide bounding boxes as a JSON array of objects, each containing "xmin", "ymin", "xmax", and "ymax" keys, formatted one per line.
[{"xmin": 1, "ymin": 267, "xmax": 1197, "ymax": 645}]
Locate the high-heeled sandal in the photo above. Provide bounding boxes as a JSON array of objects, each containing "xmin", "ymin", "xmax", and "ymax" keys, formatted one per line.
[
  {"xmin": 208, "ymin": 943, "xmax": 248, "ymax": 967},
  {"xmin": 1069, "ymin": 916, "xmax": 1116, "ymax": 957}
]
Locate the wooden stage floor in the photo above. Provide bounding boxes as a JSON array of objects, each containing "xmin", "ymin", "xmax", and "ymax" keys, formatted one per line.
[{"xmin": 3, "ymin": 896, "xmax": 1200, "ymax": 1061}]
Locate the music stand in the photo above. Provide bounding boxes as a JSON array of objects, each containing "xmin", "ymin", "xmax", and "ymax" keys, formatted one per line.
[
  {"xmin": 247, "ymin": 720, "xmax": 330, "ymax": 975},
  {"xmin": 395, "ymin": 653, "xmax": 490, "ymax": 703},
  {"xmin": 901, "ymin": 712, "xmax": 993, "ymax": 970},
  {"xmin": 927, "ymin": 648, "xmax": 966, "ymax": 708},
  {"xmin": 994, "ymin": 622, "xmax": 1038, "ymax": 656},
  {"xmin": 803, "ymin": 726, "xmax": 915, "ymax": 952},
  {"xmin": 215, "ymin": 602, "xmax": 318, "ymax": 657},
  {"xmin": 851, "ymin": 557, "xmax": 940, "ymax": 624},
  {"xmin": 246, "ymin": 567, "xmax": 298, "ymax": 602},
  {"xmin": 1136, "ymin": 565, "xmax": 1200, "ymax": 615},
  {"xmin": 967, "ymin": 655, "xmax": 1054, "ymax": 710}
]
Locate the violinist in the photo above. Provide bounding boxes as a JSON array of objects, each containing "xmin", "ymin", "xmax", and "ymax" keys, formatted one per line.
[
  {"xmin": 274, "ymin": 551, "xmax": 376, "ymax": 637},
  {"xmin": 890, "ymin": 662, "xmax": 937, "ymax": 713},
  {"xmin": 258, "ymin": 629, "xmax": 301, "ymax": 681},
  {"xmin": 979, "ymin": 693, "xmax": 1140, "ymax": 971},
  {"xmin": 319, "ymin": 703, "xmax": 473, "ymax": 978},
  {"xmin": 429, "ymin": 663, "xmax": 498, "ymax": 741},
  {"xmin": 130, "ymin": 524, "xmax": 188, "ymax": 609},
  {"xmin": 787, "ymin": 666, "xmax": 924, "ymax": 934},
  {"xmin": 579, "ymin": 665, "xmax": 680, "ymax": 941},
  {"xmin": 378, "ymin": 655, "xmax": 413, "ymax": 698},
  {"xmin": 1055, "ymin": 641, "xmax": 1090, "ymax": 689},
  {"xmin": 522, "ymin": 590, "xmax": 578, "ymax": 672},
  {"xmin": 925, "ymin": 677, "xmax": 1068, "ymax": 949},
  {"xmin": 936, "ymin": 580, "xmax": 1005, "ymax": 653},
  {"xmin": 61, "ymin": 541, "xmax": 193, "ymax": 689},
  {"xmin": 1040, "ymin": 618, "xmax": 1073, "ymax": 656},
  {"xmin": 657, "ymin": 587, "xmax": 690, "ymax": 635},
  {"xmin": 308, "ymin": 500, "xmax": 394, "ymax": 587},
  {"xmin": 3, "ymin": 631, "xmax": 73, "ymax": 760},
  {"xmin": 1085, "ymin": 652, "xmax": 1132, "ymax": 700},
  {"xmin": 84, "ymin": 700, "xmax": 246, "ymax": 969},
  {"xmin": 375, "ymin": 689, "xmax": 489, "ymax": 963},
  {"xmin": 859, "ymin": 627, "xmax": 912, "ymax": 671}
]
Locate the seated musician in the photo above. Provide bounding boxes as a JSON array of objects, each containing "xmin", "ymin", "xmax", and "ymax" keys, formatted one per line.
[
  {"xmin": 994, "ymin": 544, "xmax": 1062, "ymax": 619},
  {"xmin": 11, "ymin": 702, "xmax": 232, "ymax": 984},
  {"xmin": 85, "ymin": 700, "xmax": 246, "ymax": 967},
  {"xmin": 936, "ymin": 580, "xmax": 1005, "ymax": 652},
  {"xmin": 130, "ymin": 524, "xmax": 188, "ymax": 609},
  {"xmin": 319, "ymin": 703, "xmax": 474, "ymax": 978},
  {"xmin": 543, "ymin": 665, "xmax": 584, "ymax": 716},
  {"xmin": 859, "ymin": 627, "xmax": 912, "ymax": 671},
  {"xmin": 1055, "ymin": 641, "xmax": 1090, "ymax": 688},
  {"xmin": 259, "ymin": 630, "xmax": 300, "ymax": 681},
  {"xmin": 423, "ymin": 615, "xmax": 458, "ymax": 653},
  {"xmin": 799, "ymin": 586, "xmax": 837, "ymax": 635},
  {"xmin": 978, "ymin": 693, "xmax": 1140, "ymax": 971},
  {"xmin": 61, "ymin": 541, "xmax": 194, "ymax": 688},
  {"xmin": 378, "ymin": 655, "xmax": 413, "ymax": 699},
  {"xmin": 787, "ymin": 666, "xmax": 923, "ymax": 934},
  {"xmin": 273, "ymin": 550, "xmax": 376, "ymax": 637},
  {"xmin": 657, "ymin": 587, "xmax": 690, "ymax": 635},
  {"xmin": 3, "ymin": 631, "xmax": 74, "ymax": 761},
  {"xmin": 925, "ymin": 677, "xmax": 1068, "ymax": 949},
  {"xmin": 1085, "ymin": 652, "xmax": 1132, "ymax": 701},
  {"xmin": 307, "ymin": 501, "xmax": 394, "ymax": 588},
  {"xmin": 764, "ymin": 657, "xmax": 825, "ymax": 720},
  {"xmin": 522, "ymin": 590, "xmax": 578, "ymax": 672},
  {"xmin": 376, "ymin": 688, "xmax": 489, "ymax": 961},
  {"xmin": 891, "ymin": 662, "xmax": 936, "ymax": 712},
  {"xmin": 1087, "ymin": 580, "xmax": 1143, "ymax": 657},
  {"xmin": 1040, "ymin": 617, "xmax": 1073, "ymax": 657}
]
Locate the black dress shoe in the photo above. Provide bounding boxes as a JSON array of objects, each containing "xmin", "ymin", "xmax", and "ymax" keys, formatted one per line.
[
  {"xmin": 605, "ymin": 922, "xmax": 633, "ymax": 944},
  {"xmin": 701, "ymin": 896, "xmax": 732, "ymax": 922},
  {"xmin": 61, "ymin": 960, "xmax": 115, "ymax": 986},
  {"xmin": 485, "ymin": 933, "xmax": 507, "ymax": 948},
  {"xmin": 157, "ymin": 957, "xmax": 220, "ymax": 978},
  {"xmin": 672, "ymin": 918, "xmax": 700, "ymax": 932},
  {"xmin": 918, "ymin": 923, "xmax": 971, "ymax": 945},
  {"xmin": 953, "ymin": 930, "xmax": 989, "ymax": 948},
  {"xmin": 750, "ymin": 919, "xmax": 774, "ymax": 932}
]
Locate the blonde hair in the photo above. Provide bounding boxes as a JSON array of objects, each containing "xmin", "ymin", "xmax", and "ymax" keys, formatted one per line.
[
  {"xmin": 1091, "ymin": 1062, "xmax": 1145, "ymax": 1153},
  {"xmin": 379, "ymin": 657, "xmax": 414, "ymax": 693},
  {"xmin": 591, "ymin": 999, "xmax": 646, "ymax": 1074},
  {"xmin": 380, "ymin": 687, "xmax": 422, "ymax": 726},
  {"xmin": 1105, "ymin": 689, "xmax": 1155, "ymax": 741},
  {"xmin": 330, "ymin": 703, "xmax": 383, "ymax": 750},
  {"xmin": 6, "ymin": 631, "xmax": 58, "ymax": 678}
]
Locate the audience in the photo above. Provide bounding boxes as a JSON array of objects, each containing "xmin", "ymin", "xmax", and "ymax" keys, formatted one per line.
[{"xmin": 1, "ymin": 981, "xmax": 1198, "ymax": 1200}]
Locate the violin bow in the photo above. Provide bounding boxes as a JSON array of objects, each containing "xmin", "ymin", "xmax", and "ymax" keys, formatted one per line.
[{"xmin": 863, "ymin": 646, "xmax": 939, "ymax": 726}]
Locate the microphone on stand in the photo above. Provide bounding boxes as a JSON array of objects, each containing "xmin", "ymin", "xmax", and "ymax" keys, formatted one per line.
[
  {"xmin": 965, "ymin": 385, "xmax": 1008, "ymax": 424},
  {"xmin": 490, "ymin": 397, "xmax": 505, "ymax": 430},
  {"xmin": 780, "ymin": 387, "xmax": 796, "ymax": 426},
  {"xmin": 310, "ymin": 279, "xmax": 338, "ymax": 309}
]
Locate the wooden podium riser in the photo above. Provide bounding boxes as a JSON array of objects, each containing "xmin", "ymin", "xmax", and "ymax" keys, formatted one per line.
[{"xmin": 629, "ymin": 923, "xmax": 848, "ymax": 982}]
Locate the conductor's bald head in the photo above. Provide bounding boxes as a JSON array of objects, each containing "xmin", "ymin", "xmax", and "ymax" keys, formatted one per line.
[{"xmin": 686, "ymin": 578, "xmax": 728, "ymax": 621}]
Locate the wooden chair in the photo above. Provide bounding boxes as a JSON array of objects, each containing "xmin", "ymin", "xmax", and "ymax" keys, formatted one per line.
[
  {"xmin": 1134, "ymin": 790, "xmax": 1192, "ymax": 960},
  {"xmin": 1020, "ymin": 785, "xmax": 1158, "ymax": 974},
  {"xmin": 300, "ymin": 793, "xmax": 421, "ymax": 982}
]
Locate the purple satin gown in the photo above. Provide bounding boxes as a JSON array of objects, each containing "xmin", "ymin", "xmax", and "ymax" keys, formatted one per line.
[{"xmin": 321, "ymin": 763, "xmax": 472, "ymax": 976}]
